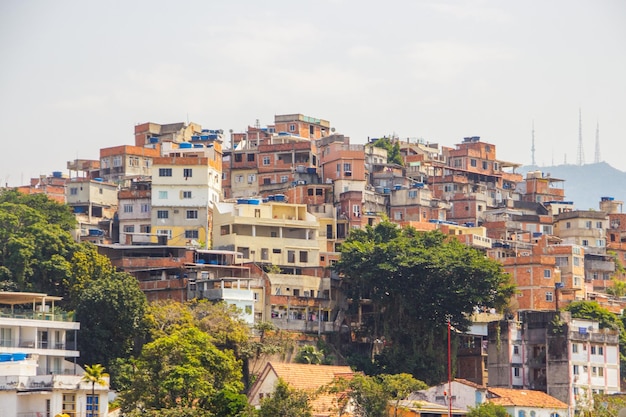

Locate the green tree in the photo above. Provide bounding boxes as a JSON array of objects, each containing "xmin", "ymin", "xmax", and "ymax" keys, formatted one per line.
[
  {"xmin": 335, "ymin": 222, "xmax": 515, "ymax": 384},
  {"xmin": 82, "ymin": 364, "xmax": 108, "ymax": 417},
  {"xmin": 370, "ymin": 137, "xmax": 404, "ymax": 166},
  {"xmin": 381, "ymin": 373, "xmax": 427, "ymax": 417},
  {"xmin": 257, "ymin": 379, "xmax": 312, "ymax": 417},
  {"xmin": 0, "ymin": 200, "xmax": 77, "ymax": 294},
  {"xmin": 119, "ymin": 326, "xmax": 243, "ymax": 413},
  {"xmin": 346, "ymin": 374, "xmax": 389, "ymax": 417},
  {"xmin": 295, "ymin": 345, "xmax": 324, "ymax": 364},
  {"xmin": 466, "ymin": 402, "xmax": 509, "ymax": 417},
  {"xmin": 75, "ymin": 272, "xmax": 147, "ymax": 369},
  {"xmin": 0, "ymin": 189, "xmax": 76, "ymax": 231}
]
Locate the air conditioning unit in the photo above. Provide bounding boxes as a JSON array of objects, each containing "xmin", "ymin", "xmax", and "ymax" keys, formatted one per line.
[
  {"xmin": 303, "ymin": 291, "xmax": 310, "ymax": 297},
  {"xmin": 520, "ymin": 251, "xmax": 530, "ymax": 256}
]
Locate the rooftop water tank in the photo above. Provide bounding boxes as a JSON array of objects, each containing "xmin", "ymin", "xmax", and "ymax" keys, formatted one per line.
[{"xmin": 179, "ymin": 142, "xmax": 192, "ymax": 149}]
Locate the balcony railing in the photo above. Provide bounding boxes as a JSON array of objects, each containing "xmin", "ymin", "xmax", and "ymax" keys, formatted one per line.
[{"xmin": 0, "ymin": 310, "xmax": 75, "ymax": 322}]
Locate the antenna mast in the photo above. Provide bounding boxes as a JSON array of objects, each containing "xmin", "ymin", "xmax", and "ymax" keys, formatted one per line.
[
  {"xmin": 531, "ymin": 120, "xmax": 536, "ymax": 166},
  {"xmin": 577, "ymin": 108, "xmax": 585, "ymax": 166},
  {"xmin": 594, "ymin": 121, "xmax": 601, "ymax": 163}
]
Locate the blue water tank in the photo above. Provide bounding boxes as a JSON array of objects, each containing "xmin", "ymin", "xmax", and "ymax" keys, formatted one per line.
[
  {"xmin": 52, "ymin": 171, "xmax": 62, "ymax": 178},
  {"xmin": 274, "ymin": 194, "xmax": 286, "ymax": 202},
  {"xmin": 179, "ymin": 142, "xmax": 192, "ymax": 149},
  {"xmin": 149, "ymin": 137, "xmax": 159, "ymax": 144},
  {"xmin": 93, "ymin": 178, "xmax": 103, "ymax": 182},
  {"xmin": 193, "ymin": 144, "xmax": 203, "ymax": 148}
]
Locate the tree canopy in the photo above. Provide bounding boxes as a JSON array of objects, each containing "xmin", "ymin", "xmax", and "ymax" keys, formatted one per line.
[
  {"xmin": 466, "ymin": 402, "xmax": 509, "ymax": 417},
  {"xmin": 75, "ymin": 271, "xmax": 147, "ymax": 369},
  {"xmin": 335, "ymin": 222, "xmax": 515, "ymax": 384},
  {"xmin": 257, "ymin": 378, "xmax": 312, "ymax": 417},
  {"xmin": 370, "ymin": 137, "xmax": 404, "ymax": 166},
  {"xmin": 120, "ymin": 326, "xmax": 243, "ymax": 413}
]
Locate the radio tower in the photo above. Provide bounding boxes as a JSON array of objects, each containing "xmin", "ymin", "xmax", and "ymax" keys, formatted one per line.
[
  {"xmin": 577, "ymin": 108, "xmax": 585, "ymax": 166},
  {"xmin": 594, "ymin": 121, "xmax": 601, "ymax": 163},
  {"xmin": 531, "ymin": 121, "xmax": 536, "ymax": 166}
]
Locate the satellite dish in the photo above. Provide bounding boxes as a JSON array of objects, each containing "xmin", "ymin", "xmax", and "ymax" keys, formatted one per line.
[{"xmin": 331, "ymin": 127, "xmax": 336, "ymax": 132}]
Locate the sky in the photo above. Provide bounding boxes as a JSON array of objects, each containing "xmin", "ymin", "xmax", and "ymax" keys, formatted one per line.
[{"xmin": 1, "ymin": 0, "xmax": 625, "ymax": 187}]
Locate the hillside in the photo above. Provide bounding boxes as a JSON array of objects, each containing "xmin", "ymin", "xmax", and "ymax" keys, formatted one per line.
[{"xmin": 519, "ymin": 162, "xmax": 626, "ymax": 211}]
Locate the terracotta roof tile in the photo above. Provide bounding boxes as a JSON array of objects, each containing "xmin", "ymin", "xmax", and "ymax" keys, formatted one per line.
[
  {"xmin": 488, "ymin": 388, "xmax": 568, "ymax": 409},
  {"xmin": 268, "ymin": 362, "xmax": 354, "ymax": 391}
]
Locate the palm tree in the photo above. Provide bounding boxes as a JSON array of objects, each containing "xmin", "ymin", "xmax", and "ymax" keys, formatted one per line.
[{"xmin": 82, "ymin": 364, "xmax": 108, "ymax": 417}]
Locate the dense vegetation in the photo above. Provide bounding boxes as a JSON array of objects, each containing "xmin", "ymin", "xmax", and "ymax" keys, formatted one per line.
[{"xmin": 335, "ymin": 220, "xmax": 515, "ymax": 384}]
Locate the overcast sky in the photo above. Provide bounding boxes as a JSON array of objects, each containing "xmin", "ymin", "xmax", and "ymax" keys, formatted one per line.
[{"xmin": 1, "ymin": 0, "xmax": 625, "ymax": 187}]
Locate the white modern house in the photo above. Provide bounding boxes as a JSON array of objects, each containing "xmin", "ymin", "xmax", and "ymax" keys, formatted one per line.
[{"xmin": 0, "ymin": 292, "xmax": 109, "ymax": 417}]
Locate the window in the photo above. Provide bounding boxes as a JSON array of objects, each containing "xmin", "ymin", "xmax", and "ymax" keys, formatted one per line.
[
  {"xmin": 247, "ymin": 154, "xmax": 255, "ymax": 162},
  {"xmin": 343, "ymin": 163, "xmax": 352, "ymax": 172},
  {"xmin": 183, "ymin": 168, "xmax": 193, "ymax": 178},
  {"xmin": 555, "ymin": 257, "xmax": 569, "ymax": 267},
  {"xmin": 123, "ymin": 204, "xmax": 133, "ymax": 213},
  {"xmin": 0, "ymin": 328, "xmax": 12, "ymax": 347},
  {"xmin": 141, "ymin": 203, "xmax": 150, "ymax": 213},
  {"xmin": 63, "ymin": 393, "xmax": 77, "ymax": 417},
  {"xmin": 113, "ymin": 155, "xmax": 122, "ymax": 167},
  {"xmin": 235, "ymin": 175, "xmax": 243, "ymax": 183},
  {"xmin": 599, "ymin": 346, "xmax": 604, "ymax": 355},
  {"xmin": 86, "ymin": 394, "xmax": 99, "ymax": 417},
  {"xmin": 272, "ymin": 248, "xmax": 282, "ymax": 254},
  {"xmin": 299, "ymin": 251, "xmax": 308, "ymax": 263},
  {"xmin": 70, "ymin": 187, "xmax": 78, "ymax": 195},
  {"xmin": 408, "ymin": 190, "xmax": 417, "ymax": 198},
  {"xmin": 182, "ymin": 191, "xmax": 192, "ymax": 199},
  {"xmin": 596, "ymin": 221, "xmax": 603, "ymax": 228},
  {"xmin": 599, "ymin": 367, "xmax": 604, "ymax": 376},
  {"xmin": 261, "ymin": 248, "xmax": 269, "ymax": 261},
  {"xmin": 99, "ymin": 188, "xmax": 103, "ymax": 194},
  {"xmin": 186, "ymin": 210, "xmax": 198, "ymax": 219},
  {"xmin": 394, "ymin": 211, "xmax": 402, "ymax": 220},
  {"xmin": 185, "ymin": 230, "xmax": 199, "ymax": 239},
  {"xmin": 582, "ymin": 239, "xmax": 589, "ymax": 246},
  {"xmin": 573, "ymin": 365, "xmax": 579, "ymax": 375},
  {"xmin": 123, "ymin": 225, "xmax": 135, "ymax": 233},
  {"xmin": 482, "ymin": 161, "xmax": 488, "ymax": 169},
  {"xmin": 157, "ymin": 210, "xmax": 169, "ymax": 219},
  {"xmin": 263, "ymin": 156, "xmax": 270, "ymax": 165},
  {"xmin": 513, "ymin": 367, "xmax": 520, "ymax": 377},
  {"xmin": 234, "ymin": 154, "xmax": 243, "ymax": 162},
  {"xmin": 546, "ymin": 291, "xmax": 553, "ymax": 301},
  {"xmin": 544, "ymin": 269, "xmax": 551, "ymax": 278},
  {"xmin": 158, "ymin": 191, "xmax": 168, "ymax": 199},
  {"xmin": 128, "ymin": 156, "xmax": 139, "ymax": 167},
  {"xmin": 513, "ymin": 345, "xmax": 519, "ymax": 355},
  {"xmin": 586, "ymin": 220, "xmax": 592, "ymax": 229},
  {"xmin": 566, "ymin": 222, "xmax": 571, "ymax": 229},
  {"xmin": 140, "ymin": 224, "xmax": 151, "ymax": 233},
  {"xmin": 288, "ymin": 250, "xmax": 295, "ymax": 263},
  {"xmin": 573, "ymin": 257, "xmax": 581, "ymax": 266},
  {"xmin": 518, "ymin": 411, "xmax": 526, "ymax": 417},
  {"xmin": 159, "ymin": 168, "xmax": 172, "ymax": 177},
  {"xmin": 574, "ymin": 276, "xmax": 581, "ymax": 286},
  {"xmin": 280, "ymin": 175, "xmax": 288, "ymax": 183},
  {"xmin": 156, "ymin": 229, "xmax": 172, "ymax": 239},
  {"xmin": 248, "ymin": 174, "xmax": 256, "ymax": 183},
  {"xmin": 597, "ymin": 239, "xmax": 605, "ymax": 247},
  {"xmin": 289, "ymin": 124, "xmax": 296, "ymax": 132},
  {"xmin": 572, "ymin": 343, "xmax": 578, "ymax": 353},
  {"xmin": 470, "ymin": 159, "xmax": 477, "ymax": 167}
]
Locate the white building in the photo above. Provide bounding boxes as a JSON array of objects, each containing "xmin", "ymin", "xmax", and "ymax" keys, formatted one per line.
[{"xmin": 0, "ymin": 292, "xmax": 109, "ymax": 417}]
